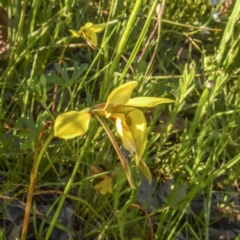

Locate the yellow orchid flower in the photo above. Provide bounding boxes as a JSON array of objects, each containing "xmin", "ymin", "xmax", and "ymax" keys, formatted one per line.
[
  {"xmin": 69, "ymin": 22, "xmax": 106, "ymax": 48},
  {"xmin": 54, "ymin": 81, "xmax": 175, "ymax": 166},
  {"xmin": 91, "ymin": 81, "xmax": 175, "ymax": 165}
]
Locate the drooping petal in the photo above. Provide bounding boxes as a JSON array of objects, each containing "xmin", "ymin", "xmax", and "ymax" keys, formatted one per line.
[
  {"xmin": 54, "ymin": 111, "xmax": 91, "ymax": 139},
  {"xmin": 105, "ymin": 81, "xmax": 138, "ymax": 111},
  {"xmin": 69, "ymin": 29, "xmax": 81, "ymax": 37},
  {"xmin": 115, "ymin": 115, "xmax": 136, "ymax": 155},
  {"xmin": 125, "ymin": 97, "xmax": 175, "ymax": 107},
  {"xmin": 126, "ymin": 109, "xmax": 147, "ymax": 165}
]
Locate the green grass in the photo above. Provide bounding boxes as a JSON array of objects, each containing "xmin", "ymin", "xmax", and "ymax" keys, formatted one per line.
[{"xmin": 1, "ymin": 0, "xmax": 240, "ymax": 239}]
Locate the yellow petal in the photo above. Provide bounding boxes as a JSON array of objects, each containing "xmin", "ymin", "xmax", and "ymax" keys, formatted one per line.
[
  {"xmin": 80, "ymin": 22, "xmax": 94, "ymax": 31},
  {"xmin": 115, "ymin": 115, "xmax": 136, "ymax": 155},
  {"xmin": 90, "ymin": 23, "xmax": 106, "ymax": 33},
  {"xmin": 126, "ymin": 109, "xmax": 147, "ymax": 165},
  {"xmin": 82, "ymin": 29, "xmax": 98, "ymax": 47},
  {"xmin": 69, "ymin": 29, "xmax": 81, "ymax": 37},
  {"xmin": 95, "ymin": 115, "xmax": 135, "ymax": 188},
  {"xmin": 105, "ymin": 81, "xmax": 138, "ymax": 111},
  {"xmin": 54, "ymin": 111, "xmax": 91, "ymax": 139},
  {"xmin": 125, "ymin": 97, "xmax": 175, "ymax": 108}
]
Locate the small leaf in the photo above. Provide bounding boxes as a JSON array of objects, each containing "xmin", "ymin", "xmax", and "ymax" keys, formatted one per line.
[
  {"xmin": 45, "ymin": 71, "xmax": 64, "ymax": 86},
  {"xmin": 54, "ymin": 111, "xmax": 91, "ymax": 139},
  {"xmin": 94, "ymin": 174, "xmax": 113, "ymax": 195},
  {"xmin": 71, "ymin": 62, "xmax": 88, "ymax": 82},
  {"xmin": 139, "ymin": 159, "xmax": 152, "ymax": 184},
  {"xmin": 54, "ymin": 63, "xmax": 70, "ymax": 82}
]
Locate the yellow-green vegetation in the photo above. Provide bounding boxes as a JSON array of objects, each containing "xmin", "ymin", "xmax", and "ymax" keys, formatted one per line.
[{"xmin": 0, "ymin": 0, "xmax": 240, "ymax": 239}]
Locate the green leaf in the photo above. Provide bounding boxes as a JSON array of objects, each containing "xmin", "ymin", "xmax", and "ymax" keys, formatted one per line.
[
  {"xmin": 45, "ymin": 71, "xmax": 64, "ymax": 86},
  {"xmin": 18, "ymin": 113, "xmax": 47, "ymax": 150},
  {"xmin": 71, "ymin": 62, "xmax": 88, "ymax": 82},
  {"xmin": 54, "ymin": 111, "xmax": 91, "ymax": 139},
  {"xmin": 54, "ymin": 63, "xmax": 70, "ymax": 82}
]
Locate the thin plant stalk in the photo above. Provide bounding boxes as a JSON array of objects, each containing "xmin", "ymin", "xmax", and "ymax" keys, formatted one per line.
[{"xmin": 21, "ymin": 127, "xmax": 54, "ymax": 240}]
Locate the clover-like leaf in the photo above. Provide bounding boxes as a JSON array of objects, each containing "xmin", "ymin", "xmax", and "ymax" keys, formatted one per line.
[{"xmin": 94, "ymin": 174, "xmax": 113, "ymax": 195}]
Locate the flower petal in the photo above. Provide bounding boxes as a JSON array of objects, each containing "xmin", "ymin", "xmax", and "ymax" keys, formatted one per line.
[
  {"xmin": 69, "ymin": 29, "xmax": 81, "ymax": 37},
  {"xmin": 80, "ymin": 22, "xmax": 94, "ymax": 31},
  {"xmin": 125, "ymin": 97, "xmax": 175, "ymax": 107},
  {"xmin": 115, "ymin": 115, "xmax": 136, "ymax": 155},
  {"xmin": 90, "ymin": 23, "xmax": 106, "ymax": 33},
  {"xmin": 105, "ymin": 81, "xmax": 138, "ymax": 111},
  {"xmin": 54, "ymin": 111, "xmax": 91, "ymax": 139},
  {"xmin": 82, "ymin": 29, "xmax": 98, "ymax": 47},
  {"xmin": 126, "ymin": 109, "xmax": 147, "ymax": 165},
  {"xmin": 95, "ymin": 115, "xmax": 135, "ymax": 188}
]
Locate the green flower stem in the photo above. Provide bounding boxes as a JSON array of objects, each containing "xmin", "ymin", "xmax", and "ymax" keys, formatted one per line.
[
  {"xmin": 45, "ymin": 123, "xmax": 97, "ymax": 239},
  {"xmin": 100, "ymin": 0, "xmax": 143, "ymax": 101},
  {"xmin": 21, "ymin": 130, "xmax": 54, "ymax": 240}
]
